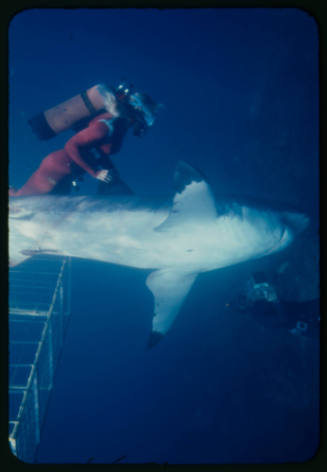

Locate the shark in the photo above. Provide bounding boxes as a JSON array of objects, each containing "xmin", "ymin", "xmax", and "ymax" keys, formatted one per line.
[{"xmin": 9, "ymin": 161, "xmax": 309, "ymax": 347}]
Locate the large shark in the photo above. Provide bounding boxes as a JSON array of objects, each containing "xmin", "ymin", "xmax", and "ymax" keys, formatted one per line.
[{"xmin": 9, "ymin": 161, "xmax": 309, "ymax": 346}]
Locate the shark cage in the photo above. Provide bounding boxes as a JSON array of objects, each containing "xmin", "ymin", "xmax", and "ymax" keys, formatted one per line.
[{"xmin": 8, "ymin": 255, "xmax": 72, "ymax": 463}]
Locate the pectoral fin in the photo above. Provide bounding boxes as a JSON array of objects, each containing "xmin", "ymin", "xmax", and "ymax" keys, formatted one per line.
[{"xmin": 146, "ymin": 268, "xmax": 197, "ymax": 347}]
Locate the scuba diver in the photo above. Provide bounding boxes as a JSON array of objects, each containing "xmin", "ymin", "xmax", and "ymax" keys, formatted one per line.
[
  {"xmin": 226, "ymin": 270, "xmax": 320, "ymax": 339},
  {"xmin": 9, "ymin": 81, "xmax": 159, "ymax": 197}
]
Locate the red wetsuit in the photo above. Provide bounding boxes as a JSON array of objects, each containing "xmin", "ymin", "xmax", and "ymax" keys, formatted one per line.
[{"xmin": 10, "ymin": 112, "xmax": 121, "ymax": 197}]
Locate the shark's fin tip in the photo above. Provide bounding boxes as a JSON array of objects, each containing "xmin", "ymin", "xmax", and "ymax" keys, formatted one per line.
[
  {"xmin": 147, "ymin": 331, "xmax": 164, "ymax": 349},
  {"xmin": 173, "ymin": 161, "xmax": 206, "ymax": 193}
]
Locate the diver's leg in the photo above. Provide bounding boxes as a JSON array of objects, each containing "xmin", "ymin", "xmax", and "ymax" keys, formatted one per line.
[
  {"xmin": 11, "ymin": 150, "xmax": 71, "ymax": 196},
  {"xmin": 11, "ymin": 168, "xmax": 56, "ymax": 196}
]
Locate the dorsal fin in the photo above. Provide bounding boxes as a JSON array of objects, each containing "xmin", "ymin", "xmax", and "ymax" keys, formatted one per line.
[{"xmin": 155, "ymin": 161, "xmax": 217, "ymax": 232}]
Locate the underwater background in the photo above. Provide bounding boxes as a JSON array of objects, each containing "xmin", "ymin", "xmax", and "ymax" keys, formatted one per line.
[{"xmin": 9, "ymin": 8, "xmax": 320, "ymax": 464}]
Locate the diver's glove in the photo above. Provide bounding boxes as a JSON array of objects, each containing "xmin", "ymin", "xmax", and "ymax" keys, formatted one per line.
[{"xmin": 95, "ymin": 169, "xmax": 112, "ymax": 184}]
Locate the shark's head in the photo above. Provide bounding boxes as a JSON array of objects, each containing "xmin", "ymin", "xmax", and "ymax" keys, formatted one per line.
[
  {"xmin": 255, "ymin": 209, "xmax": 309, "ymax": 257},
  {"xmin": 279, "ymin": 211, "xmax": 310, "ymax": 248},
  {"xmin": 218, "ymin": 204, "xmax": 309, "ymax": 264}
]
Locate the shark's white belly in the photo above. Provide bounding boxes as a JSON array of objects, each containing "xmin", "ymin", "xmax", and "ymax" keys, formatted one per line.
[{"xmin": 25, "ymin": 208, "xmax": 282, "ymax": 272}]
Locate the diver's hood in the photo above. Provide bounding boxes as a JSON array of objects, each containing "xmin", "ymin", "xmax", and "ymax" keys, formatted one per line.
[{"xmin": 128, "ymin": 92, "xmax": 157, "ymax": 127}]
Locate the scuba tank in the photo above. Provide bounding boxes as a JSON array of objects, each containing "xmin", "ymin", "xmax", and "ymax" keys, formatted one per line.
[{"xmin": 28, "ymin": 84, "xmax": 113, "ymax": 140}]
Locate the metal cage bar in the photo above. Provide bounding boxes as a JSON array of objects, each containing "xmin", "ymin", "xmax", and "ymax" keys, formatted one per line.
[{"xmin": 9, "ymin": 256, "xmax": 72, "ymax": 463}]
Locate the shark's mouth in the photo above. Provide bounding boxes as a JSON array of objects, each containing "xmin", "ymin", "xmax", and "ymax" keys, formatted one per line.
[{"xmin": 264, "ymin": 227, "xmax": 289, "ymax": 256}]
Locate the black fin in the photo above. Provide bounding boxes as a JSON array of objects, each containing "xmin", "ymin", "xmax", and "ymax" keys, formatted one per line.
[
  {"xmin": 147, "ymin": 331, "xmax": 164, "ymax": 349},
  {"xmin": 173, "ymin": 161, "xmax": 208, "ymax": 193}
]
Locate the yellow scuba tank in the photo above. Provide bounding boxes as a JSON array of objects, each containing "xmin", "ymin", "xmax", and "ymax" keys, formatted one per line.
[{"xmin": 28, "ymin": 84, "xmax": 113, "ymax": 140}]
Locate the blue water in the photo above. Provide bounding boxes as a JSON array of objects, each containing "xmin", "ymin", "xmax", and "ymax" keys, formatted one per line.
[{"xmin": 9, "ymin": 8, "xmax": 320, "ymax": 464}]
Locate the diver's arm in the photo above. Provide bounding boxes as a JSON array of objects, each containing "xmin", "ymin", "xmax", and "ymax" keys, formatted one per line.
[{"xmin": 64, "ymin": 121, "xmax": 111, "ymax": 178}]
